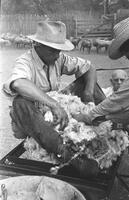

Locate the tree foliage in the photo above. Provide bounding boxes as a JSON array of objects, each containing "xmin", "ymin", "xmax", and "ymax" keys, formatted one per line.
[
  {"xmin": 1, "ymin": 0, "xmax": 129, "ymax": 15},
  {"xmin": 1, "ymin": 0, "xmax": 101, "ymax": 14}
]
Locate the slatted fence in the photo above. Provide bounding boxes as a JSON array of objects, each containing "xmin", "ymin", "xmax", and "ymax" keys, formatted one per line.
[{"xmin": 0, "ymin": 13, "xmax": 104, "ymax": 38}]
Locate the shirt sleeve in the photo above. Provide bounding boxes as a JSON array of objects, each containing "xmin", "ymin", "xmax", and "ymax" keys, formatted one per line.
[
  {"xmin": 88, "ymin": 78, "xmax": 129, "ymax": 120},
  {"xmin": 3, "ymin": 57, "xmax": 32, "ymax": 96},
  {"xmin": 59, "ymin": 53, "xmax": 91, "ymax": 78}
]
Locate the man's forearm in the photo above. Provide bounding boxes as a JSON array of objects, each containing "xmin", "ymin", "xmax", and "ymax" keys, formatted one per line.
[
  {"xmin": 11, "ymin": 78, "xmax": 59, "ymax": 109},
  {"xmin": 89, "ymin": 86, "xmax": 129, "ymax": 121},
  {"xmin": 83, "ymin": 65, "xmax": 97, "ymax": 93},
  {"xmin": 88, "ymin": 99, "xmax": 112, "ymax": 121}
]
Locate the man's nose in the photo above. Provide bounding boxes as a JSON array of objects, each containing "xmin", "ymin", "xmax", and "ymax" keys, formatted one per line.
[{"xmin": 117, "ymin": 79, "xmax": 122, "ymax": 84}]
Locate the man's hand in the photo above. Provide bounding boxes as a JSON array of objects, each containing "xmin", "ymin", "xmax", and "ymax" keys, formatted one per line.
[
  {"xmin": 52, "ymin": 105, "xmax": 69, "ymax": 130},
  {"xmin": 72, "ymin": 113, "xmax": 92, "ymax": 125}
]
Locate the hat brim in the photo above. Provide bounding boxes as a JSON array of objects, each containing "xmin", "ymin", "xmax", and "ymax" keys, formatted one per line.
[
  {"xmin": 108, "ymin": 32, "xmax": 129, "ymax": 60},
  {"xmin": 28, "ymin": 35, "xmax": 74, "ymax": 51}
]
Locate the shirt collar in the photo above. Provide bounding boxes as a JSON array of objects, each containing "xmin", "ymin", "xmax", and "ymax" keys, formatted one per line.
[{"xmin": 31, "ymin": 48, "xmax": 46, "ymax": 70}]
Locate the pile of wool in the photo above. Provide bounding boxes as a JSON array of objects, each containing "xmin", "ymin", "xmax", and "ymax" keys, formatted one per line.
[
  {"xmin": 46, "ymin": 91, "xmax": 95, "ymax": 118},
  {"xmin": 81, "ymin": 122, "xmax": 129, "ymax": 169},
  {"xmin": 23, "ymin": 92, "xmax": 129, "ymax": 169},
  {"xmin": 22, "ymin": 137, "xmax": 59, "ymax": 164}
]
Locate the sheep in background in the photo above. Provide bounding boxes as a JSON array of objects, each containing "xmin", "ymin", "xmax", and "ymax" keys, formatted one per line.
[
  {"xmin": 70, "ymin": 37, "xmax": 81, "ymax": 49},
  {"xmin": 80, "ymin": 38, "xmax": 92, "ymax": 54},
  {"xmin": 93, "ymin": 38, "xmax": 112, "ymax": 54}
]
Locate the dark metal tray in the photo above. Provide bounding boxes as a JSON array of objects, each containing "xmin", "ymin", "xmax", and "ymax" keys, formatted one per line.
[{"xmin": 0, "ymin": 140, "xmax": 123, "ymax": 200}]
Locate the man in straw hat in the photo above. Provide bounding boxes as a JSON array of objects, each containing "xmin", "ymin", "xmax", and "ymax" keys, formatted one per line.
[
  {"xmin": 3, "ymin": 20, "xmax": 104, "ymax": 153},
  {"xmin": 72, "ymin": 17, "xmax": 129, "ymax": 129}
]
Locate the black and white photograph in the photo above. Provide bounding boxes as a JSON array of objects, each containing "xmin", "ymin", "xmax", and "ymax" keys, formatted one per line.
[{"xmin": 1, "ymin": 0, "xmax": 129, "ymax": 199}]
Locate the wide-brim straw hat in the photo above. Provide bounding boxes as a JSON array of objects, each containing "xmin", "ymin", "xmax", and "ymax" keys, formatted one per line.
[
  {"xmin": 28, "ymin": 20, "xmax": 74, "ymax": 51},
  {"xmin": 108, "ymin": 17, "xmax": 129, "ymax": 59}
]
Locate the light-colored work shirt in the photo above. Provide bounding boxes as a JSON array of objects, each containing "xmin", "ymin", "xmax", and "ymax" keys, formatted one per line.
[
  {"xmin": 88, "ymin": 78, "xmax": 129, "ymax": 120},
  {"xmin": 3, "ymin": 48, "xmax": 91, "ymax": 95},
  {"xmin": 102, "ymin": 86, "xmax": 113, "ymax": 97}
]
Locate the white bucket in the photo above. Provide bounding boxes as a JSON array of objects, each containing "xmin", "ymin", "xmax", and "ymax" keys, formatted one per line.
[{"xmin": 0, "ymin": 175, "xmax": 86, "ymax": 200}]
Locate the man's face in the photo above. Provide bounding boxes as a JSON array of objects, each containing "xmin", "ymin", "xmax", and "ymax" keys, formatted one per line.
[
  {"xmin": 35, "ymin": 44, "xmax": 61, "ymax": 65},
  {"xmin": 110, "ymin": 70, "xmax": 128, "ymax": 91}
]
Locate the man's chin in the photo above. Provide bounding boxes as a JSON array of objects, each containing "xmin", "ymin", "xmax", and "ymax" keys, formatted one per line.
[
  {"xmin": 114, "ymin": 86, "xmax": 120, "ymax": 91},
  {"xmin": 50, "ymin": 60, "xmax": 57, "ymax": 65}
]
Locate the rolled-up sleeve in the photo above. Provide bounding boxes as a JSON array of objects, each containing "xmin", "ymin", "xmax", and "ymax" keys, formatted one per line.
[
  {"xmin": 59, "ymin": 53, "xmax": 91, "ymax": 78},
  {"xmin": 88, "ymin": 78, "xmax": 129, "ymax": 120},
  {"xmin": 3, "ymin": 58, "xmax": 32, "ymax": 96}
]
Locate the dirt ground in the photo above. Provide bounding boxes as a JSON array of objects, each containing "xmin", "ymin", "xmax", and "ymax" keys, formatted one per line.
[{"xmin": 1, "ymin": 47, "xmax": 129, "ymax": 199}]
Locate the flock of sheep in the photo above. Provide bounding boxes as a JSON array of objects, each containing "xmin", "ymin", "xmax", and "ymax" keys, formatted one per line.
[
  {"xmin": 0, "ymin": 32, "xmax": 112, "ymax": 54},
  {"xmin": 0, "ymin": 33, "xmax": 32, "ymax": 48},
  {"xmin": 70, "ymin": 37, "xmax": 112, "ymax": 53}
]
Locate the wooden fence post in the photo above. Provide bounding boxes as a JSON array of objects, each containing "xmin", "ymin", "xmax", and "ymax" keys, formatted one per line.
[{"xmin": 75, "ymin": 18, "xmax": 77, "ymax": 38}]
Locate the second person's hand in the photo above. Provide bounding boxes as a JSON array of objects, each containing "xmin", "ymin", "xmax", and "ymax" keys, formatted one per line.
[{"xmin": 72, "ymin": 113, "xmax": 92, "ymax": 125}]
